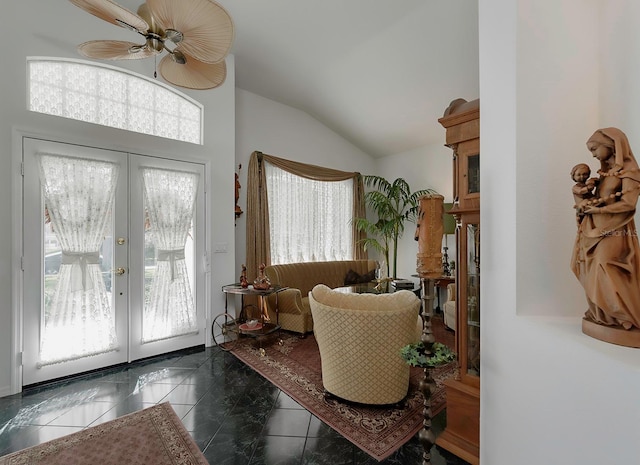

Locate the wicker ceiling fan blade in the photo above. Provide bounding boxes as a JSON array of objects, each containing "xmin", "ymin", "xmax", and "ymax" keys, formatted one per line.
[
  {"xmin": 146, "ymin": 0, "xmax": 234, "ymax": 64},
  {"xmin": 69, "ymin": 0, "xmax": 149, "ymax": 33},
  {"xmin": 158, "ymin": 53, "xmax": 227, "ymax": 90},
  {"xmin": 78, "ymin": 40, "xmax": 160, "ymax": 60}
]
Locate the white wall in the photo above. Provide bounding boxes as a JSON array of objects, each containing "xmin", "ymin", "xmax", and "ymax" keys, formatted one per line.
[
  {"xmin": 481, "ymin": 0, "xmax": 640, "ymax": 464},
  {"xmin": 2, "ymin": 0, "xmax": 236, "ymax": 395},
  {"xmin": 234, "ymin": 89, "xmax": 377, "ymax": 276}
]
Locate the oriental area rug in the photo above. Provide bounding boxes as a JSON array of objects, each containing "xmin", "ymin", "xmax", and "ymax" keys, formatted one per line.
[
  {"xmin": 0, "ymin": 402, "xmax": 208, "ymax": 465},
  {"xmin": 230, "ymin": 315, "xmax": 457, "ymax": 461}
]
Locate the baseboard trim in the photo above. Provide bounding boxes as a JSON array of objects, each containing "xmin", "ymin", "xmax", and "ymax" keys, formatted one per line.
[{"xmin": 0, "ymin": 385, "xmax": 14, "ymax": 398}]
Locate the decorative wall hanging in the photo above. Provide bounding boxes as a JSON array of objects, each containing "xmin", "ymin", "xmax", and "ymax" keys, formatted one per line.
[{"xmin": 235, "ymin": 164, "xmax": 243, "ymax": 219}]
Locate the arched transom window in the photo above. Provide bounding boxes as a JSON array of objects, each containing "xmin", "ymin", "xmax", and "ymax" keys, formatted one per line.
[{"xmin": 27, "ymin": 57, "xmax": 203, "ymax": 145}]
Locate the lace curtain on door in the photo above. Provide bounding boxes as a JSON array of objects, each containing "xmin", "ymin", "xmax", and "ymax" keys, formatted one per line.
[
  {"xmin": 141, "ymin": 168, "xmax": 199, "ymax": 343},
  {"xmin": 37, "ymin": 154, "xmax": 119, "ymax": 366}
]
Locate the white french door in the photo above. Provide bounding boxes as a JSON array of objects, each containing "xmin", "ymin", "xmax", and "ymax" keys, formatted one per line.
[
  {"xmin": 128, "ymin": 154, "xmax": 206, "ymax": 361},
  {"xmin": 22, "ymin": 138, "xmax": 206, "ymax": 386}
]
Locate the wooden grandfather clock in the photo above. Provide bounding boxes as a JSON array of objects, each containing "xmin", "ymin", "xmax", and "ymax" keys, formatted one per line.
[{"xmin": 435, "ymin": 98, "xmax": 480, "ymax": 465}]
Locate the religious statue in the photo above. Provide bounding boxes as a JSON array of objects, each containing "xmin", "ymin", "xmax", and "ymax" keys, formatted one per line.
[{"xmin": 571, "ymin": 127, "xmax": 640, "ymax": 347}]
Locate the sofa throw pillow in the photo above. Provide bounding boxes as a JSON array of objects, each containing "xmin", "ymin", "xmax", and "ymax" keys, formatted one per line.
[{"xmin": 344, "ymin": 268, "xmax": 376, "ymax": 285}]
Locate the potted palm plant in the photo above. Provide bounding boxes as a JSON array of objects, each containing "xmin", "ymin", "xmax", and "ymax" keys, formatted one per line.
[{"xmin": 353, "ymin": 175, "xmax": 436, "ymax": 278}]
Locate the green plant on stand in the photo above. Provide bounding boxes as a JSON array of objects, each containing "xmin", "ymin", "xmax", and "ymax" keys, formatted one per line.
[
  {"xmin": 403, "ymin": 339, "xmax": 456, "ymax": 464},
  {"xmin": 400, "ymin": 341, "xmax": 456, "ymax": 368},
  {"xmin": 353, "ymin": 175, "xmax": 436, "ymax": 279}
]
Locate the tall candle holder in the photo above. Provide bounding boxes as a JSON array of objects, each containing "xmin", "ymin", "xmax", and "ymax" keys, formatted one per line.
[
  {"xmin": 418, "ymin": 277, "xmax": 436, "ymax": 465},
  {"xmin": 414, "ymin": 194, "xmax": 444, "ymax": 465},
  {"xmin": 442, "ymin": 246, "xmax": 451, "ymax": 276}
]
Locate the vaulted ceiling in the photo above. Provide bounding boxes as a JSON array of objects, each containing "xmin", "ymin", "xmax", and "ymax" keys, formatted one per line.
[{"xmin": 65, "ymin": 0, "xmax": 479, "ymax": 158}]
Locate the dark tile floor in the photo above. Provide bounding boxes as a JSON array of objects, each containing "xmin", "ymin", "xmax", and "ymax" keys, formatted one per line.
[{"xmin": 0, "ymin": 345, "xmax": 470, "ymax": 465}]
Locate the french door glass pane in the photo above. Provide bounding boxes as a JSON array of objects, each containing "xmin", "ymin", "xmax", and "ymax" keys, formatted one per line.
[
  {"xmin": 37, "ymin": 154, "xmax": 119, "ymax": 366},
  {"xmin": 141, "ymin": 168, "xmax": 199, "ymax": 343},
  {"xmin": 466, "ymin": 223, "xmax": 480, "ymax": 377},
  {"xmin": 44, "ymin": 212, "xmax": 114, "ymax": 317},
  {"xmin": 143, "ymin": 215, "xmax": 196, "ymax": 322}
]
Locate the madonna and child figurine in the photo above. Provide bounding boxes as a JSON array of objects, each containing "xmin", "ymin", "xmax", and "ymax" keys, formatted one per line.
[{"xmin": 571, "ymin": 127, "xmax": 640, "ymax": 347}]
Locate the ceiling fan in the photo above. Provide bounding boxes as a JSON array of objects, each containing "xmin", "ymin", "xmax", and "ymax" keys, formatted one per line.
[{"xmin": 68, "ymin": 0, "xmax": 234, "ymax": 90}]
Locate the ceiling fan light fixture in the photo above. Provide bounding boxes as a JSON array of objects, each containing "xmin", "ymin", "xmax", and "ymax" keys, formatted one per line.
[
  {"xmin": 146, "ymin": 36, "xmax": 164, "ymax": 53},
  {"xmin": 171, "ymin": 50, "xmax": 187, "ymax": 65},
  {"xmin": 69, "ymin": 0, "xmax": 234, "ymax": 89},
  {"xmin": 164, "ymin": 29, "xmax": 183, "ymax": 44}
]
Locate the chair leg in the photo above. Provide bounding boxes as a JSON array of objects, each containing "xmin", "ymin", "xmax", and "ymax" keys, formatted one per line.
[
  {"xmin": 393, "ymin": 397, "xmax": 408, "ymax": 410},
  {"xmin": 323, "ymin": 389, "xmax": 336, "ymax": 401}
]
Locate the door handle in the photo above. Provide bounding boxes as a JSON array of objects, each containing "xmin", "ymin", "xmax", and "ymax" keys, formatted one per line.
[{"xmin": 113, "ymin": 267, "xmax": 126, "ymax": 276}]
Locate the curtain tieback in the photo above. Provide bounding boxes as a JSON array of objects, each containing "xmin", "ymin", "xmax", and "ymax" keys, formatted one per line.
[
  {"xmin": 61, "ymin": 251, "xmax": 100, "ymax": 291},
  {"xmin": 157, "ymin": 248, "xmax": 186, "ymax": 281}
]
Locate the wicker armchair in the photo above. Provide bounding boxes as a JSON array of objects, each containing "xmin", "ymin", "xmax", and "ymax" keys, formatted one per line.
[{"xmin": 309, "ymin": 284, "xmax": 421, "ymax": 405}]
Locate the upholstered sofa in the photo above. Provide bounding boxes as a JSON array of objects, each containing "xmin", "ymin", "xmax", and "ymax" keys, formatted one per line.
[
  {"xmin": 263, "ymin": 259, "xmax": 378, "ymax": 335},
  {"xmin": 309, "ymin": 284, "xmax": 422, "ymax": 404}
]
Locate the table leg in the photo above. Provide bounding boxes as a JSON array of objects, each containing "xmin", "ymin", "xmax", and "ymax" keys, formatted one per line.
[
  {"xmin": 259, "ymin": 295, "xmax": 270, "ymax": 321},
  {"xmin": 240, "ymin": 295, "xmax": 245, "ymax": 320},
  {"xmin": 275, "ymin": 292, "xmax": 283, "ymax": 345}
]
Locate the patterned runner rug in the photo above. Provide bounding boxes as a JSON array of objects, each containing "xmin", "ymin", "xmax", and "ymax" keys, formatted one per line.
[
  {"xmin": 0, "ymin": 403, "xmax": 208, "ymax": 465},
  {"xmin": 230, "ymin": 315, "xmax": 457, "ymax": 461}
]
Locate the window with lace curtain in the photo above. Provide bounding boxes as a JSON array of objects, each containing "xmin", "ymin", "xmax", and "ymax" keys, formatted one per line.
[
  {"xmin": 245, "ymin": 152, "xmax": 365, "ymax": 278},
  {"xmin": 27, "ymin": 57, "xmax": 203, "ymax": 144},
  {"xmin": 265, "ymin": 162, "xmax": 354, "ymax": 264}
]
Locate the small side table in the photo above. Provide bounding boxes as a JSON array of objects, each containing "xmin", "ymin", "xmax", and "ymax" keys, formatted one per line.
[
  {"xmin": 212, "ymin": 284, "xmax": 288, "ymax": 353},
  {"xmin": 221, "ymin": 283, "xmax": 288, "ymax": 324}
]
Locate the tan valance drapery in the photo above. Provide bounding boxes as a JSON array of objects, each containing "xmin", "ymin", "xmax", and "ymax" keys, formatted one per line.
[{"xmin": 245, "ymin": 151, "xmax": 366, "ymax": 281}]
